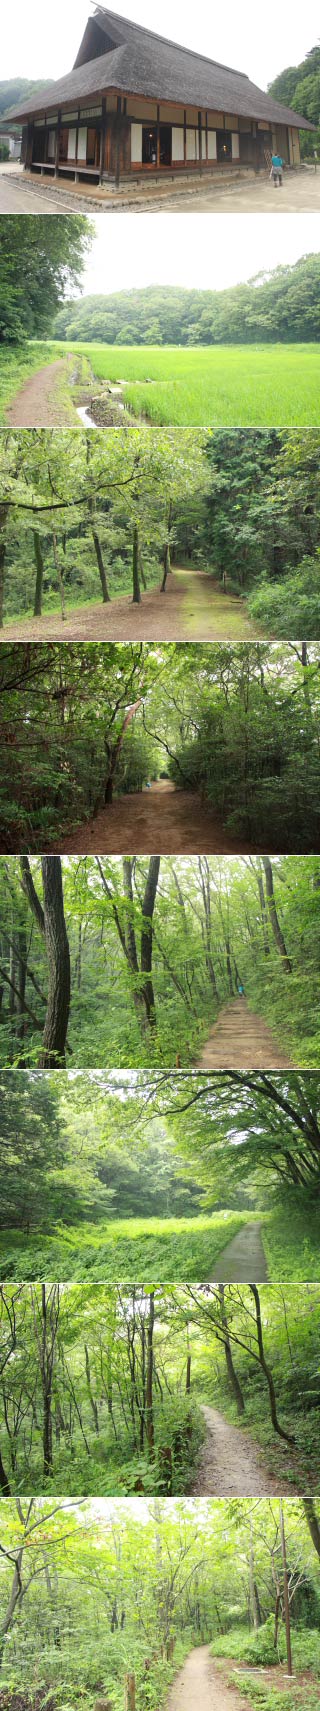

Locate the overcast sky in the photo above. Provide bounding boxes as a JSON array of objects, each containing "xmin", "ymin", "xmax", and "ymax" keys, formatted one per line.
[
  {"xmin": 2, "ymin": 0, "xmax": 319, "ymax": 89},
  {"xmin": 81, "ymin": 213, "xmax": 320, "ymax": 295}
]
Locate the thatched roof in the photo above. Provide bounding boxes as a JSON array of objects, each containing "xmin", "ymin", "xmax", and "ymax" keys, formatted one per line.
[{"xmin": 6, "ymin": 6, "xmax": 314, "ymax": 127}]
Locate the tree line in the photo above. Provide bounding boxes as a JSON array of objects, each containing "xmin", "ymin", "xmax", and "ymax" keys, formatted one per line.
[
  {"xmin": 53, "ymin": 256, "xmax": 320, "ymax": 347},
  {"xmin": 269, "ymin": 43, "xmax": 320, "ymax": 159}
]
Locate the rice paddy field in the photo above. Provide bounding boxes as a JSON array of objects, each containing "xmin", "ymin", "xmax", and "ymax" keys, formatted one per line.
[{"xmin": 78, "ymin": 341, "xmax": 320, "ymax": 425}]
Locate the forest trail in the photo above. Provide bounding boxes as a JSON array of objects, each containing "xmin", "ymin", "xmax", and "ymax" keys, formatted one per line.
[
  {"xmin": 2, "ymin": 567, "xmax": 259, "ymax": 642},
  {"xmin": 197, "ymin": 998, "xmax": 292, "ymax": 1069},
  {"xmin": 192, "ymin": 1406, "xmax": 284, "ymax": 1496},
  {"xmin": 210, "ymin": 1221, "xmax": 268, "ymax": 1283},
  {"xmin": 55, "ymin": 781, "xmax": 255, "ymax": 856},
  {"xmin": 6, "ymin": 358, "xmax": 76, "ymax": 426},
  {"xmin": 166, "ymin": 1645, "xmax": 250, "ymax": 1711}
]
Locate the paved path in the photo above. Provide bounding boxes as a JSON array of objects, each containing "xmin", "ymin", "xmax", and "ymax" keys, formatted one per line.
[
  {"xmin": 1, "ymin": 164, "xmax": 319, "ymax": 212},
  {"xmin": 1, "ymin": 569, "xmax": 259, "ymax": 643},
  {"xmin": 210, "ymin": 1221, "xmax": 268, "ymax": 1283},
  {"xmin": 56, "ymin": 782, "xmax": 254, "ymax": 856},
  {"xmin": 192, "ymin": 1404, "xmax": 284, "ymax": 1495},
  {"xmin": 198, "ymin": 998, "xmax": 292, "ymax": 1069}
]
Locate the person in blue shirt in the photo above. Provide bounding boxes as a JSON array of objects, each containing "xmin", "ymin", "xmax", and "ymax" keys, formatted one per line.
[{"xmin": 270, "ymin": 153, "xmax": 283, "ymax": 186}]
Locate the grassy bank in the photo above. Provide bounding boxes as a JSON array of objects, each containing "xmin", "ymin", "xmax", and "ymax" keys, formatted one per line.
[{"xmin": 0, "ymin": 1211, "xmax": 247, "ymax": 1281}]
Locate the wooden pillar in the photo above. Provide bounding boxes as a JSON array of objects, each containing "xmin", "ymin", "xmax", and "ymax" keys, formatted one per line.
[
  {"xmin": 26, "ymin": 121, "xmax": 34, "ymax": 167},
  {"xmin": 125, "ymin": 1674, "xmax": 135, "ymax": 1711},
  {"xmin": 156, "ymin": 102, "xmax": 160, "ymax": 168},
  {"xmin": 100, "ymin": 96, "xmax": 107, "ymax": 181},
  {"xmin": 183, "ymin": 108, "xmax": 187, "ymax": 167},
  {"xmin": 55, "ymin": 110, "xmax": 61, "ymax": 175},
  {"xmin": 198, "ymin": 109, "xmax": 202, "ymax": 167}
]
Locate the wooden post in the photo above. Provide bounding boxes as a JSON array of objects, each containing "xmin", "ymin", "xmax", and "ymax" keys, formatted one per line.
[
  {"xmin": 183, "ymin": 108, "xmax": 187, "ymax": 167},
  {"xmin": 55, "ymin": 110, "xmax": 61, "ymax": 176},
  {"xmin": 156, "ymin": 102, "xmax": 160, "ymax": 169},
  {"xmin": 125, "ymin": 1673, "xmax": 135, "ymax": 1711},
  {"xmin": 279, "ymin": 1500, "xmax": 292, "ymax": 1676},
  {"xmin": 100, "ymin": 96, "xmax": 107, "ymax": 182}
]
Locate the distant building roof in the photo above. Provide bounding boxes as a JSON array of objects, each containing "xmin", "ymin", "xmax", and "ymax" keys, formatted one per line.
[{"xmin": 6, "ymin": 6, "xmax": 314, "ymax": 128}]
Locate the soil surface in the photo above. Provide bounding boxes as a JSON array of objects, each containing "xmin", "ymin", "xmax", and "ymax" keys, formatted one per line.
[
  {"xmin": 210, "ymin": 1221, "xmax": 268, "ymax": 1283},
  {"xmin": 198, "ymin": 998, "xmax": 292, "ymax": 1069},
  {"xmin": 55, "ymin": 781, "xmax": 255, "ymax": 856},
  {"xmin": 1, "ymin": 569, "xmax": 259, "ymax": 643},
  {"xmin": 6, "ymin": 359, "xmax": 75, "ymax": 426},
  {"xmin": 166, "ymin": 1646, "xmax": 249, "ymax": 1711},
  {"xmin": 192, "ymin": 1404, "xmax": 285, "ymax": 1496}
]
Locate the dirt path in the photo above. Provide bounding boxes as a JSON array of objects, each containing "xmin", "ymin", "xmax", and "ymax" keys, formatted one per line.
[
  {"xmin": 55, "ymin": 782, "xmax": 255, "ymax": 856},
  {"xmin": 2, "ymin": 569, "xmax": 260, "ymax": 643},
  {"xmin": 210, "ymin": 1221, "xmax": 268, "ymax": 1283},
  {"xmin": 6, "ymin": 359, "xmax": 75, "ymax": 426},
  {"xmin": 166, "ymin": 1646, "xmax": 249, "ymax": 1711},
  {"xmin": 197, "ymin": 998, "xmax": 292, "ymax": 1069},
  {"xmin": 192, "ymin": 1405, "xmax": 284, "ymax": 1495}
]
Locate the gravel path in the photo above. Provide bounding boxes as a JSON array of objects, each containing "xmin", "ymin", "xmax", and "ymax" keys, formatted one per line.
[
  {"xmin": 192, "ymin": 1404, "xmax": 284, "ymax": 1495},
  {"xmin": 198, "ymin": 998, "xmax": 292, "ymax": 1069}
]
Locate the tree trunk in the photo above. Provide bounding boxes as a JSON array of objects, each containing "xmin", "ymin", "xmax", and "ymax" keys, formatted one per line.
[
  {"xmin": 302, "ymin": 1498, "xmax": 320, "ymax": 1560},
  {"xmin": 0, "ymin": 1445, "xmax": 10, "ymax": 1494},
  {"xmin": 85, "ymin": 1344, "xmax": 99, "ymax": 1433},
  {"xmin": 140, "ymin": 857, "xmax": 160, "ymax": 1027},
  {"xmin": 33, "ymin": 531, "xmax": 45, "ymax": 617},
  {"xmin": 279, "ymin": 1499, "xmax": 292, "ymax": 1675},
  {"xmin": 146, "ymin": 1292, "xmax": 155, "ymax": 1456},
  {"xmin": 0, "ymin": 505, "xmax": 8, "ymax": 629},
  {"xmin": 132, "ymin": 523, "xmax": 141, "ymax": 604},
  {"xmin": 160, "ymin": 541, "xmax": 171, "ymax": 593},
  {"xmin": 52, "ymin": 532, "xmax": 66, "ymax": 622},
  {"xmin": 218, "ymin": 1286, "xmax": 245, "ymax": 1415},
  {"xmin": 39, "ymin": 859, "xmax": 71, "ymax": 1068},
  {"xmin": 250, "ymin": 1286, "xmax": 295, "ymax": 1443},
  {"xmin": 262, "ymin": 858, "xmax": 292, "ymax": 973},
  {"xmin": 91, "ymin": 525, "xmax": 111, "ymax": 603}
]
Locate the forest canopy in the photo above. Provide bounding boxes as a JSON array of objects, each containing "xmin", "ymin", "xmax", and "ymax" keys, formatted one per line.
[{"xmin": 0, "ymin": 215, "xmax": 93, "ymax": 344}]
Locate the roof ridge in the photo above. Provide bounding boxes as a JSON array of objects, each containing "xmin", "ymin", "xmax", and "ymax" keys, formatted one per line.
[{"xmin": 93, "ymin": 3, "xmax": 250, "ymax": 83}]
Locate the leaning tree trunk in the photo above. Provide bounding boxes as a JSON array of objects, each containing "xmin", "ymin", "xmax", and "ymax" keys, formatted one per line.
[
  {"xmin": 39, "ymin": 858, "xmax": 71, "ymax": 1068},
  {"xmin": 250, "ymin": 1285, "xmax": 295, "ymax": 1443}
]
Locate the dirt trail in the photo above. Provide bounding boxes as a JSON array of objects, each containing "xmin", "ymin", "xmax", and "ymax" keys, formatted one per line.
[
  {"xmin": 55, "ymin": 782, "xmax": 255, "ymax": 856},
  {"xmin": 166, "ymin": 1646, "xmax": 249, "ymax": 1711},
  {"xmin": 2, "ymin": 569, "xmax": 260, "ymax": 643},
  {"xmin": 198, "ymin": 998, "xmax": 292, "ymax": 1069},
  {"xmin": 6, "ymin": 359, "xmax": 75, "ymax": 426},
  {"xmin": 192, "ymin": 1405, "xmax": 284, "ymax": 1496},
  {"xmin": 210, "ymin": 1221, "xmax": 268, "ymax": 1283}
]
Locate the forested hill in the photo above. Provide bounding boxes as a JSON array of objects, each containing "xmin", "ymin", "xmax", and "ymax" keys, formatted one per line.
[
  {"xmin": 54, "ymin": 254, "xmax": 320, "ymax": 346},
  {"xmin": 269, "ymin": 43, "xmax": 320, "ymax": 158},
  {"xmin": 0, "ymin": 79, "xmax": 48, "ymax": 124}
]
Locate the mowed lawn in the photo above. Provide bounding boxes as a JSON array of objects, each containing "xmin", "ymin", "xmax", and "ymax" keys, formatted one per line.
[
  {"xmin": 0, "ymin": 1211, "xmax": 247, "ymax": 1282},
  {"xmin": 75, "ymin": 341, "xmax": 320, "ymax": 425}
]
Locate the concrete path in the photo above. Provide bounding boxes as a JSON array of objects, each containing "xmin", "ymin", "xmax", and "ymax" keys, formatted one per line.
[{"xmin": 210, "ymin": 1221, "xmax": 268, "ymax": 1283}]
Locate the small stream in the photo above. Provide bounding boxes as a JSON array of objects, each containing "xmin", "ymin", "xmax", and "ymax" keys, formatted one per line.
[{"xmin": 76, "ymin": 404, "xmax": 97, "ymax": 428}]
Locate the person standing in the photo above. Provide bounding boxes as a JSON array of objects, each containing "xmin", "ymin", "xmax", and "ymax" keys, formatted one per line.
[{"xmin": 270, "ymin": 152, "xmax": 284, "ymax": 186}]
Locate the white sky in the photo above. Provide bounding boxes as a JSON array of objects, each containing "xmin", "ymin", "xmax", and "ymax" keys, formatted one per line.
[
  {"xmin": 82, "ymin": 212, "xmax": 320, "ymax": 294},
  {"xmin": 1, "ymin": 0, "xmax": 319, "ymax": 89}
]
